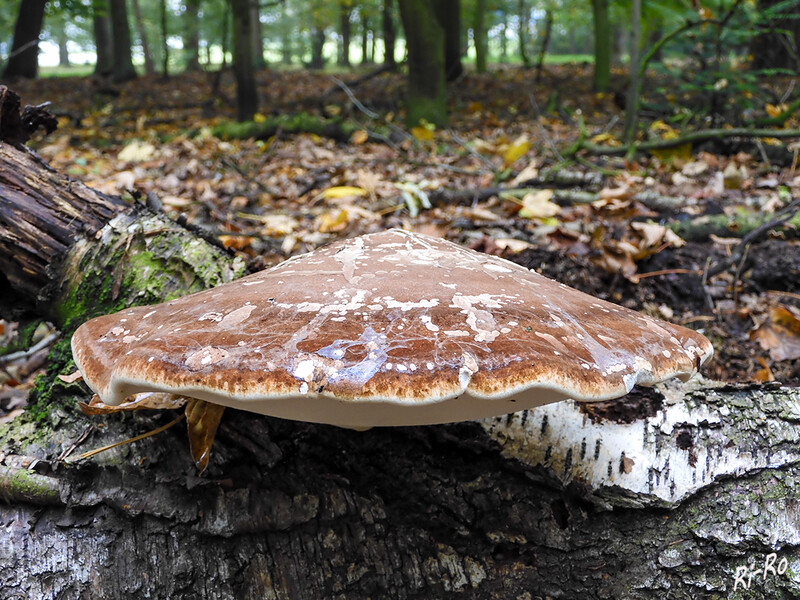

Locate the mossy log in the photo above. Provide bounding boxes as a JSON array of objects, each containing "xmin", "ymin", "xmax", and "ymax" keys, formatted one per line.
[{"xmin": 1, "ymin": 140, "xmax": 799, "ymax": 599}]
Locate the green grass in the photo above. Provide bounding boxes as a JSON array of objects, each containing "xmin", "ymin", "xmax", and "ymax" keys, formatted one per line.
[{"xmin": 39, "ymin": 64, "xmax": 95, "ymax": 78}]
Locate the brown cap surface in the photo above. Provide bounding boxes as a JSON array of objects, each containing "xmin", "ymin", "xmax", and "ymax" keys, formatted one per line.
[{"xmin": 71, "ymin": 229, "xmax": 713, "ymax": 428}]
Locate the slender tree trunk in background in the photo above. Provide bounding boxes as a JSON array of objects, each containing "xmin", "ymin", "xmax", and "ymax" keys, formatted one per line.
[
  {"xmin": 108, "ymin": 0, "xmax": 138, "ymax": 82},
  {"xmin": 57, "ymin": 24, "xmax": 71, "ymax": 68},
  {"xmin": 2, "ymin": 0, "xmax": 47, "ymax": 80},
  {"xmin": 130, "ymin": 0, "xmax": 155, "ymax": 75},
  {"xmin": 361, "ymin": 9, "xmax": 370, "ymax": 64},
  {"xmin": 92, "ymin": 4, "xmax": 113, "ymax": 76},
  {"xmin": 251, "ymin": 1, "xmax": 265, "ymax": 70},
  {"xmin": 160, "ymin": 0, "xmax": 169, "ymax": 76},
  {"xmin": 517, "ymin": 0, "xmax": 530, "ymax": 67},
  {"xmin": 397, "ymin": 0, "xmax": 446, "ymax": 126},
  {"xmin": 751, "ymin": 0, "xmax": 800, "ymax": 71},
  {"xmin": 592, "ymin": 0, "xmax": 611, "ymax": 91},
  {"xmin": 499, "ymin": 10, "xmax": 508, "ymax": 61},
  {"xmin": 338, "ymin": 1, "xmax": 352, "ymax": 67},
  {"xmin": 623, "ymin": 0, "xmax": 641, "ymax": 146},
  {"xmin": 229, "ymin": 0, "xmax": 258, "ymax": 120},
  {"xmin": 382, "ymin": 0, "xmax": 396, "ymax": 66},
  {"xmin": 183, "ymin": 0, "xmax": 201, "ymax": 71},
  {"xmin": 2, "ymin": 126, "xmax": 800, "ymax": 598},
  {"xmin": 473, "ymin": 0, "xmax": 488, "ymax": 73},
  {"xmin": 280, "ymin": 2, "xmax": 292, "ymax": 65},
  {"xmin": 310, "ymin": 27, "xmax": 326, "ymax": 69},
  {"xmin": 433, "ymin": 0, "xmax": 463, "ymax": 81},
  {"xmin": 534, "ymin": 9, "xmax": 552, "ymax": 82}
]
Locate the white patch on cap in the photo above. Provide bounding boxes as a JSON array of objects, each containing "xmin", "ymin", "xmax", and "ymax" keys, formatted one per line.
[
  {"xmin": 293, "ymin": 359, "xmax": 315, "ymax": 382},
  {"xmin": 221, "ymin": 304, "xmax": 257, "ymax": 327},
  {"xmin": 186, "ymin": 347, "xmax": 230, "ymax": 370}
]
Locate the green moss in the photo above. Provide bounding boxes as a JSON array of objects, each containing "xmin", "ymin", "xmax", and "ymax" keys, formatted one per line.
[
  {"xmin": 0, "ymin": 466, "xmax": 61, "ymax": 505},
  {"xmin": 209, "ymin": 113, "xmax": 360, "ymax": 142}
]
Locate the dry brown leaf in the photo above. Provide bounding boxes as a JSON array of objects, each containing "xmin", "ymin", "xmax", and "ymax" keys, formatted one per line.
[
  {"xmin": 58, "ymin": 371, "xmax": 84, "ymax": 384},
  {"xmin": 750, "ymin": 305, "xmax": 800, "ymax": 361}
]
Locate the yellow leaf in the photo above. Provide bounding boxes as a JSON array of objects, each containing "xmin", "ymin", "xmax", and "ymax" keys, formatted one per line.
[
  {"xmin": 253, "ymin": 113, "xmax": 267, "ymax": 123},
  {"xmin": 318, "ymin": 186, "xmax": 368, "ymax": 200},
  {"xmin": 318, "ymin": 209, "xmax": 350, "ymax": 233},
  {"xmin": 650, "ymin": 143, "xmax": 692, "ymax": 162},
  {"xmin": 519, "ymin": 189, "xmax": 560, "ymax": 219},
  {"xmin": 503, "ymin": 134, "xmax": 531, "ymax": 166},
  {"xmin": 411, "ymin": 125, "xmax": 435, "ymax": 141},
  {"xmin": 590, "ymin": 132, "xmax": 620, "ymax": 146},
  {"xmin": 351, "ymin": 129, "xmax": 369, "ymax": 145}
]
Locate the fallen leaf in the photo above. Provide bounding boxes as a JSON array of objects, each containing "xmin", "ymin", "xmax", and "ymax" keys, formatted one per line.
[
  {"xmin": 503, "ymin": 134, "xmax": 531, "ymax": 167},
  {"xmin": 318, "ymin": 186, "xmax": 367, "ymax": 200},
  {"xmin": 118, "ymin": 140, "xmax": 156, "ymax": 162},
  {"xmin": 58, "ymin": 371, "xmax": 84, "ymax": 384},
  {"xmin": 519, "ymin": 189, "xmax": 560, "ymax": 219},
  {"xmin": 750, "ymin": 305, "xmax": 800, "ymax": 361},
  {"xmin": 351, "ymin": 129, "xmax": 369, "ymax": 145},
  {"xmin": 317, "ymin": 209, "xmax": 350, "ymax": 233}
]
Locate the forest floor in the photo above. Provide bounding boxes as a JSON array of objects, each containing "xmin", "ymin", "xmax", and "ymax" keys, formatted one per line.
[{"xmin": 2, "ymin": 64, "xmax": 800, "ymax": 422}]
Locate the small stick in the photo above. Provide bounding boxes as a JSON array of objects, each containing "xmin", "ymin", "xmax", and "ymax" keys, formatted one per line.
[{"xmin": 69, "ymin": 413, "xmax": 185, "ymax": 462}]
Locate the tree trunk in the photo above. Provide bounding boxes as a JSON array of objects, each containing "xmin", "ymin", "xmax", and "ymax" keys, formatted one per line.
[
  {"xmin": 1, "ymin": 107, "xmax": 799, "ymax": 598},
  {"xmin": 2, "ymin": 0, "xmax": 47, "ymax": 80},
  {"xmin": 229, "ymin": 0, "xmax": 258, "ymax": 120},
  {"xmin": 397, "ymin": 0, "xmax": 447, "ymax": 126},
  {"xmin": 280, "ymin": 1, "xmax": 292, "ymax": 64},
  {"xmin": 433, "ymin": 0, "xmax": 463, "ymax": 81},
  {"xmin": 517, "ymin": 0, "xmax": 530, "ymax": 68},
  {"xmin": 623, "ymin": 0, "xmax": 642, "ymax": 146},
  {"xmin": 473, "ymin": 0, "xmax": 488, "ymax": 74},
  {"xmin": 183, "ymin": 0, "xmax": 201, "ymax": 71},
  {"xmin": 361, "ymin": 8, "xmax": 370, "ymax": 64},
  {"xmin": 56, "ymin": 21, "xmax": 71, "ymax": 68},
  {"xmin": 108, "ymin": 0, "xmax": 138, "ymax": 82},
  {"xmin": 310, "ymin": 26, "xmax": 326, "ymax": 69},
  {"xmin": 93, "ymin": 2, "xmax": 113, "ymax": 76},
  {"xmin": 251, "ymin": 0, "xmax": 265, "ymax": 70},
  {"xmin": 160, "ymin": 0, "xmax": 169, "ymax": 76},
  {"xmin": 498, "ymin": 9, "xmax": 507, "ymax": 61},
  {"xmin": 338, "ymin": 1, "xmax": 352, "ymax": 67},
  {"xmin": 130, "ymin": 0, "xmax": 155, "ymax": 75},
  {"xmin": 382, "ymin": 0, "xmax": 396, "ymax": 66},
  {"xmin": 533, "ymin": 9, "xmax": 552, "ymax": 83},
  {"xmin": 592, "ymin": 0, "xmax": 611, "ymax": 91}
]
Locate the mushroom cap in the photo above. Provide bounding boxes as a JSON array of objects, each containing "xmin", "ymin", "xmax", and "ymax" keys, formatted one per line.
[{"xmin": 71, "ymin": 229, "xmax": 713, "ymax": 428}]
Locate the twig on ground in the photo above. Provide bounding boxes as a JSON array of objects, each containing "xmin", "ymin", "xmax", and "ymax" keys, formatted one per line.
[
  {"xmin": 0, "ymin": 332, "xmax": 60, "ymax": 367},
  {"xmin": 706, "ymin": 195, "xmax": 800, "ymax": 278}
]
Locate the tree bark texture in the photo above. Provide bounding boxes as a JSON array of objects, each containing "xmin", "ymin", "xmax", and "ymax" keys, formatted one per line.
[
  {"xmin": 108, "ymin": 0, "xmax": 138, "ymax": 82},
  {"xmin": 2, "ymin": 0, "xmax": 47, "ymax": 80},
  {"xmin": 92, "ymin": 3, "xmax": 113, "ymax": 77},
  {"xmin": 397, "ymin": 0, "xmax": 447, "ymax": 127},
  {"xmin": 433, "ymin": 0, "xmax": 464, "ymax": 82},
  {"xmin": 183, "ymin": 0, "xmax": 201, "ymax": 71},
  {"xmin": 230, "ymin": 0, "xmax": 259, "ymax": 121},
  {"xmin": 2, "ymin": 132, "xmax": 800, "ymax": 599},
  {"xmin": 382, "ymin": 0, "xmax": 396, "ymax": 66},
  {"xmin": 130, "ymin": 0, "xmax": 155, "ymax": 75}
]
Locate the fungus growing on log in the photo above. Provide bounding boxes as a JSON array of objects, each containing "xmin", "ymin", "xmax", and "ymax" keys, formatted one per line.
[{"xmin": 71, "ymin": 229, "xmax": 713, "ymax": 469}]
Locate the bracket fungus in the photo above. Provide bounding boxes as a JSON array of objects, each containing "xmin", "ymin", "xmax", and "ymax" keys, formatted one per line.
[{"xmin": 71, "ymin": 228, "xmax": 713, "ymax": 470}]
